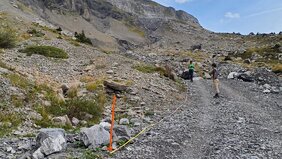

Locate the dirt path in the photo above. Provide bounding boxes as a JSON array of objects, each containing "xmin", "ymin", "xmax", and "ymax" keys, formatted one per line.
[{"xmin": 115, "ymin": 79, "xmax": 282, "ymax": 159}]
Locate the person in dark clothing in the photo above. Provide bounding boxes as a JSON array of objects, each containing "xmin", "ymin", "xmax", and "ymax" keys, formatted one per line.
[
  {"xmin": 188, "ymin": 61, "xmax": 195, "ymax": 82},
  {"xmin": 210, "ymin": 63, "xmax": 220, "ymax": 98}
]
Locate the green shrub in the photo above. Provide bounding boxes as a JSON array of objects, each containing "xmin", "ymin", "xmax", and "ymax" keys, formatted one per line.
[
  {"xmin": 0, "ymin": 60, "xmax": 14, "ymax": 71},
  {"xmin": 0, "ymin": 28, "xmax": 16, "ymax": 48},
  {"xmin": 237, "ymin": 45, "xmax": 281, "ymax": 60},
  {"xmin": 0, "ymin": 112, "xmax": 22, "ymax": 137},
  {"xmin": 42, "ymin": 93, "xmax": 106, "ymax": 124},
  {"xmin": 75, "ymin": 30, "xmax": 92, "ymax": 45},
  {"xmin": 134, "ymin": 64, "xmax": 176, "ymax": 80},
  {"xmin": 67, "ymin": 86, "xmax": 78, "ymax": 98},
  {"xmin": 133, "ymin": 64, "xmax": 159, "ymax": 73},
  {"xmin": 82, "ymin": 149, "xmax": 102, "ymax": 159},
  {"xmin": 5, "ymin": 73, "xmax": 30, "ymax": 89},
  {"xmin": 27, "ymin": 28, "xmax": 45, "ymax": 37},
  {"xmin": 86, "ymin": 79, "xmax": 104, "ymax": 92},
  {"xmin": 64, "ymin": 97, "xmax": 104, "ymax": 122},
  {"xmin": 20, "ymin": 45, "xmax": 68, "ymax": 59}
]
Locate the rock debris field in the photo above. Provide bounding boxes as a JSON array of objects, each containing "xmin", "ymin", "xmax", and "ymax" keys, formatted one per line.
[{"xmin": 115, "ymin": 79, "xmax": 282, "ymax": 159}]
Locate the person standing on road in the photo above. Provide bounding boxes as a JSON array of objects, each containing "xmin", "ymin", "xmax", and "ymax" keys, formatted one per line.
[
  {"xmin": 188, "ymin": 61, "xmax": 195, "ymax": 82},
  {"xmin": 210, "ymin": 63, "xmax": 220, "ymax": 98}
]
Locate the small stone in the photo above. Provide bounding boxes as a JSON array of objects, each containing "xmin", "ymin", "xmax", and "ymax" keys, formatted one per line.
[
  {"xmin": 271, "ymin": 88, "xmax": 280, "ymax": 94},
  {"xmin": 30, "ymin": 112, "xmax": 43, "ymax": 121},
  {"xmin": 106, "ymin": 70, "xmax": 114, "ymax": 74},
  {"xmin": 72, "ymin": 117, "xmax": 80, "ymax": 126},
  {"xmin": 7, "ymin": 147, "xmax": 15, "ymax": 154},
  {"xmin": 128, "ymin": 88, "xmax": 138, "ymax": 95},
  {"xmin": 263, "ymin": 84, "xmax": 271, "ymax": 89},
  {"xmin": 43, "ymin": 101, "xmax": 51, "ymax": 106},
  {"xmin": 143, "ymin": 117, "xmax": 152, "ymax": 123},
  {"xmin": 140, "ymin": 102, "xmax": 146, "ymax": 106},
  {"xmin": 134, "ymin": 122, "xmax": 141, "ymax": 127},
  {"xmin": 113, "ymin": 63, "xmax": 119, "ymax": 67},
  {"xmin": 81, "ymin": 120, "xmax": 87, "ymax": 125},
  {"xmin": 119, "ymin": 118, "xmax": 130, "ymax": 125},
  {"xmin": 112, "ymin": 142, "xmax": 118, "ymax": 150},
  {"xmin": 263, "ymin": 89, "xmax": 271, "ymax": 93},
  {"xmin": 52, "ymin": 115, "xmax": 72, "ymax": 126}
]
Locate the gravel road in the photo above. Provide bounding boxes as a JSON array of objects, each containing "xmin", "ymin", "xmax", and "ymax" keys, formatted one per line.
[{"xmin": 115, "ymin": 79, "xmax": 282, "ymax": 159}]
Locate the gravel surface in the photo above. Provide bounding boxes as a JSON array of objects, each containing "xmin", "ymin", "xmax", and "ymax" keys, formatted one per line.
[{"xmin": 114, "ymin": 79, "xmax": 282, "ymax": 159}]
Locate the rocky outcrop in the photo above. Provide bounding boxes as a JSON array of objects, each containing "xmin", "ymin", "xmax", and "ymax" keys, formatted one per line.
[
  {"xmin": 33, "ymin": 128, "xmax": 67, "ymax": 159},
  {"xmin": 80, "ymin": 125, "xmax": 110, "ymax": 149}
]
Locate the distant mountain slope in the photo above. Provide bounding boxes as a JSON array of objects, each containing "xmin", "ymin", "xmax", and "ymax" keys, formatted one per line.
[{"xmin": 17, "ymin": 0, "xmax": 210, "ymax": 51}]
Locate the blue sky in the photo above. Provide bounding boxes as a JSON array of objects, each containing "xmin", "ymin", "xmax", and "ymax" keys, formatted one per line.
[{"xmin": 152, "ymin": 0, "xmax": 282, "ymax": 34}]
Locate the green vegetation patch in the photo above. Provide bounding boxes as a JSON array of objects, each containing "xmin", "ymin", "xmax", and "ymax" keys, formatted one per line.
[
  {"xmin": 0, "ymin": 112, "xmax": 22, "ymax": 137},
  {"xmin": 0, "ymin": 28, "xmax": 17, "ymax": 48},
  {"xmin": 0, "ymin": 60, "xmax": 14, "ymax": 71},
  {"xmin": 134, "ymin": 64, "xmax": 177, "ymax": 81},
  {"xmin": 86, "ymin": 79, "xmax": 104, "ymax": 92},
  {"xmin": 236, "ymin": 44, "xmax": 281, "ymax": 62},
  {"xmin": 20, "ymin": 45, "xmax": 68, "ymax": 59},
  {"xmin": 27, "ymin": 28, "xmax": 45, "ymax": 37},
  {"xmin": 36, "ymin": 90, "xmax": 106, "ymax": 128},
  {"xmin": 74, "ymin": 31, "xmax": 92, "ymax": 45},
  {"xmin": 81, "ymin": 149, "xmax": 103, "ymax": 159},
  {"xmin": 133, "ymin": 64, "xmax": 160, "ymax": 73},
  {"xmin": 5, "ymin": 73, "xmax": 30, "ymax": 89}
]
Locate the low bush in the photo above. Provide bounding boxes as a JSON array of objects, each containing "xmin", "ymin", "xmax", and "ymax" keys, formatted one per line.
[
  {"xmin": 133, "ymin": 64, "xmax": 159, "ymax": 73},
  {"xmin": 5, "ymin": 73, "xmax": 30, "ymax": 89},
  {"xmin": 75, "ymin": 30, "xmax": 92, "ymax": 45},
  {"xmin": 37, "ymin": 91, "xmax": 106, "ymax": 125},
  {"xmin": 27, "ymin": 28, "xmax": 45, "ymax": 37},
  {"xmin": 0, "ymin": 60, "xmax": 14, "ymax": 71},
  {"xmin": 0, "ymin": 28, "xmax": 16, "ymax": 48},
  {"xmin": 67, "ymin": 86, "xmax": 78, "ymax": 98},
  {"xmin": 134, "ymin": 64, "xmax": 177, "ymax": 81},
  {"xmin": 0, "ymin": 112, "xmax": 22, "ymax": 137},
  {"xmin": 20, "ymin": 45, "xmax": 68, "ymax": 59},
  {"xmin": 86, "ymin": 79, "xmax": 104, "ymax": 92},
  {"xmin": 236, "ymin": 45, "xmax": 281, "ymax": 60}
]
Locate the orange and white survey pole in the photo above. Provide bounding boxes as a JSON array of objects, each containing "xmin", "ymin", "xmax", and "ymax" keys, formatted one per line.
[{"xmin": 108, "ymin": 94, "xmax": 117, "ymax": 152}]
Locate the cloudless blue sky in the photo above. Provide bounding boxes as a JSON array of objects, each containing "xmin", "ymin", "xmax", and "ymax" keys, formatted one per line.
[{"xmin": 152, "ymin": 0, "xmax": 282, "ymax": 34}]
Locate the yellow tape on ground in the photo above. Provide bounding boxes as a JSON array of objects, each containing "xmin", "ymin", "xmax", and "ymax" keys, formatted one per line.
[{"xmin": 110, "ymin": 89, "xmax": 188, "ymax": 154}]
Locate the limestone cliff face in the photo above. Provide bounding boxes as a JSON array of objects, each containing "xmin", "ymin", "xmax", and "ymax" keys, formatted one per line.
[
  {"xmin": 19, "ymin": 0, "xmax": 201, "ymax": 28},
  {"xmin": 18, "ymin": 0, "xmax": 208, "ymax": 51},
  {"xmin": 105, "ymin": 0, "xmax": 200, "ymax": 24}
]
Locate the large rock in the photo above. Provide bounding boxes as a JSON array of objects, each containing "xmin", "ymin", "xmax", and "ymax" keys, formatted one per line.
[
  {"xmin": 204, "ymin": 72, "xmax": 211, "ymax": 79},
  {"xmin": 33, "ymin": 128, "xmax": 67, "ymax": 159},
  {"xmin": 180, "ymin": 70, "xmax": 189, "ymax": 80},
  {"xmin": 104, "ymin": 80, "xmax": 128, "ymax": 92},
  {"xmin": 52, "ymin": 115, "xmax": 72, "ymax": 126},
  {"xmin": 114, "ymin": 125, "xmax": 131, "ymax": 140},
  {"xmin": 237, "ymin": 73, "xmax": 254, "ymax": 82},
  {"xmin": 80, "ymin": 125, "xmax": 110, "ymax": 149},
  {"xmin": 227, "ymin": 72, "xmax": 238, "ymax": 79}
]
